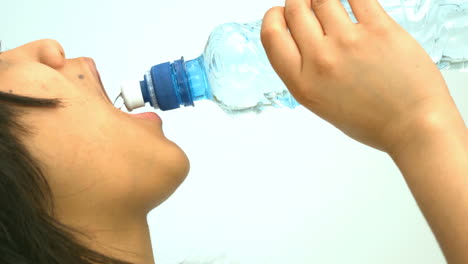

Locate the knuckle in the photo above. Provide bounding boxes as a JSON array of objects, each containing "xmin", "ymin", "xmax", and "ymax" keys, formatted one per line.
[
  {"xmin": 261, "ymin": 7, "xmax": 284, "ymax": 42},
  {"xmin": 285, "ymin": 2, "xmax": 303, "ymax": 19},
  {"xmin": 311, "ymin": 0, "xmax": 330, "ymax": 10},
  {"xmin": 314, "ymin": 54, "xmax": 338, "ymax": 76},
  {"xmin": 268, "ymin": 5, "xmax": 284, "ymax": 14},
  {"xmin": 262, "ymin": 6, "xmax": 279, "ymax": 21},
  {"xmin": 260, "ymin": 29, "xmax": 279, "ymax": 52},
  {"xmin": 260, "ymin": 24, "xmax": 279, "ymax": 43},
  {"xmin": 337, "ymin": 32, "xmax": 361, "ymax": 47},
  {"xmin": 369, "ymin": 20, "xmax": 395, "ymax": 37}
]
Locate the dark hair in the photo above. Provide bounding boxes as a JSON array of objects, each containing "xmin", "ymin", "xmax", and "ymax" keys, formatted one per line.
[{"xmin": 0, "ymin": 90, "xmax": 134, "ymax": 264}]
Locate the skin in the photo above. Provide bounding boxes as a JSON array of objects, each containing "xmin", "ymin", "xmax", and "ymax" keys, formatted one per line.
[
  {"xmin": 0, "ymin": 39, "xmax": 190, "ymax": 264},
  {"xmin": 261, "ymin": 0, "xmax": 468, "ymax": 263}
]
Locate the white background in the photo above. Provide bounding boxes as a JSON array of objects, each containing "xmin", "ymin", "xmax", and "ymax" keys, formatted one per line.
[{"xmin": 1, "ymin": 0, "xmax": 467, "ymax": 263}]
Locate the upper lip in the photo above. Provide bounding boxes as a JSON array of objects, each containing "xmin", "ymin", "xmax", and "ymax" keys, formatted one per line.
[{"xmin": 85, "ymin": 57, "xmax": 112, "ymax": 104}]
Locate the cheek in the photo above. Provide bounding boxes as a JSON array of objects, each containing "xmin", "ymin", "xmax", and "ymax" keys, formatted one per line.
[
  {"xmin": 19, "ymin": 98, "xmax": 190, "ymax": 214},
  {"xmin": 4, "ymin": 63, "xmax": 71, "ymax": 98},
  {"xmin": 18, "ymin": 105, "xmax": 114, "ymax": 190}
]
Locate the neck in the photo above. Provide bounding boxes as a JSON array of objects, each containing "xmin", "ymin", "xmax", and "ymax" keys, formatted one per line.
[{"xmin": 71, "ymin": 214, "xmax": 155, "ymax": 264}]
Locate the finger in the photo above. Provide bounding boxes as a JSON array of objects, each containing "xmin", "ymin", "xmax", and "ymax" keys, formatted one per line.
[
  {"xmin": 261, "ymin": 6, "xmax": 302, "ymax": 84},
  {"xmin": 284, "ymin": 0, "xmax": 324, "ymax": 55},
  {"xmin": 347, "ymin": 0, "xmax": 392, "ymax": 25},
  {"xmin": 310, "ymin": 0, "xmax": 355, "ymax": 35}
]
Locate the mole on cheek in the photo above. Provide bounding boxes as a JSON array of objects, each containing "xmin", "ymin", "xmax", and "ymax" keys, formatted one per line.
[
  {"xmin": 78, "ymin": 74, "xmax": 85, "ymax": 80},
  {"xmin": 8, "ymin": 90, "xmax": 12, "ymax": 93}
]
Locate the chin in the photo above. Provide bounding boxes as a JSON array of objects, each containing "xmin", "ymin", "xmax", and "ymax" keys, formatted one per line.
[
  {"xmin": 167, "ymin": 142, "xmax": 191, "ymax": 184},
  {"xmin": 140, "ymin": 140, "xmax": 190, "ymax": 213}
]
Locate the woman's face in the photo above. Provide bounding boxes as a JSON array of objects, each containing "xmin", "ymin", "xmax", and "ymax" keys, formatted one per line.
[{"xmin": 0, "ymin": 39, "xmax": 189, "ymax": 223}]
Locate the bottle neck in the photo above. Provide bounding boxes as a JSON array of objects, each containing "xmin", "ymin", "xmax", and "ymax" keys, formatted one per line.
[
  {"xmin": 141, "ymin": 56, "xmax": 211, "ymax": 111},
  {"xmin": 185, "ymin": 55, "xmax": 212, "ymax": 102}
]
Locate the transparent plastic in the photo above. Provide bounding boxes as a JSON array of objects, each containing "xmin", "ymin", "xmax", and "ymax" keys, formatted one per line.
[
  {"xmin": 340, "ymin": 0, "xmax": 468, "ymax": 70},
  {"xmin": 120, "ymin": 0, "xmax": 468, "ymax": 114},
  {"xmin": 201, "ymin": 20, "xmax": 299, "ymax": 114}
]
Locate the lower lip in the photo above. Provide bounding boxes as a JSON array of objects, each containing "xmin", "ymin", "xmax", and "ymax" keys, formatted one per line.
[{"xmin": 129, "ymin": 112, "xmax": 162, "ymax": 122}]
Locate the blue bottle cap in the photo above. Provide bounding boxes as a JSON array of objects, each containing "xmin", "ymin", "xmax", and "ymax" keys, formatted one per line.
[{"xmin": 151, "ymin": 62, "xmax": 179, "ymax": 111}]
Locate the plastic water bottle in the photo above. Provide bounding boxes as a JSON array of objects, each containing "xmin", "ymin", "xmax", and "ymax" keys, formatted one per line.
[
  {"xmin": 120, "ymin": 0, "xmax": 468, "ymax": 114},
  {"xmin": 120, "ymin": 20, "xmax": 296, "ymax": 115}
]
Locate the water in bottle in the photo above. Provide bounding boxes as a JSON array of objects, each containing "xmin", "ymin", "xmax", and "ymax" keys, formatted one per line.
[{"xmin": 119, "ymin": 0, "xmax": 468, "ymax": 114}]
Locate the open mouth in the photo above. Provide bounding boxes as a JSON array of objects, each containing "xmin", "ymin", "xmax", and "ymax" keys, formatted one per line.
[
  {"xmin": 86, "ymin": 58, "xmax": 162, "ymax": 123},
  {"xmin": 84, "ymin": 57, "xmax": 112, "ymax": 104}
]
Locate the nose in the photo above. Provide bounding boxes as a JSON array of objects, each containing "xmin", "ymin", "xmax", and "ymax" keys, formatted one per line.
[{"xmin": 33, "ymin": 39, "xmax": 66, "ymax": 69}]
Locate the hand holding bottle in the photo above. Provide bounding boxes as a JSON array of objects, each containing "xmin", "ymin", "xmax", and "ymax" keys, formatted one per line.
[{"xmin": 261, "ymin": 0, "xmax": 464, "ymax": 153}]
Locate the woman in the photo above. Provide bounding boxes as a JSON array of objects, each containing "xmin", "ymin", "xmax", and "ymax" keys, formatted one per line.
[
  {"xmin": 0, "ymin": 38, "xmax": 189, "ymax": 264},
  {"xmin": 1, "ymin": 0, "xmax": 467, "ymax": 263}
]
